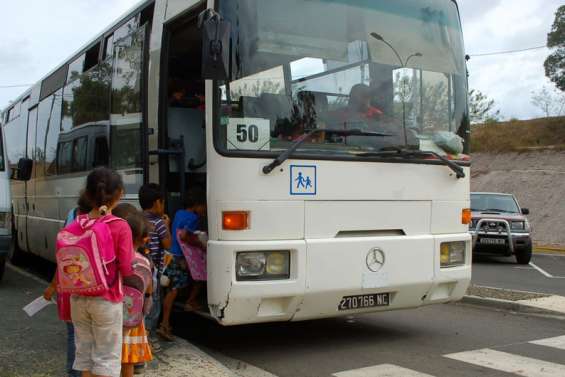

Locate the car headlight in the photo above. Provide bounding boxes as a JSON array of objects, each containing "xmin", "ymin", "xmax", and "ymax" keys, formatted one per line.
[
  {"xmin": 511, "ymin": 221, "xmax": 527, "ymax": 231},
  {"xmin": 440, "ymin": 241, "xmax": 466, "ymax": 268},
  {"xmin": 0, "ymin": 212, "xmax": 10, "ymax": 230},
  {"xmin": 236, "ymin": 251, "xmax": 290, "ymax": 281}
]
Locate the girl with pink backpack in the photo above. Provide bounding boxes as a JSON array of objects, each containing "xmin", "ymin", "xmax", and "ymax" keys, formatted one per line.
[{"xmin": 56, "ymin": 168, "xmax": 135, "ymax": 377}]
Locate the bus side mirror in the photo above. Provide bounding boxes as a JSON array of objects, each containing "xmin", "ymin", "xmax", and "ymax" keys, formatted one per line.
[
  {"xmin": 521, "ymin": 208, "xmax": 530, "ymax": 215},
  {"xmin": 12, "ymin": 158, "xmax": 33, "ymax": 181},
  {"xmin": 199, "ymin": 9, "xmax": 231, "ymax": 80}
]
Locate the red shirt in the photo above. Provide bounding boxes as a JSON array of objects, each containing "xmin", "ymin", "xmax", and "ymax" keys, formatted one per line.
[{"xmin": 102, "ymin": 219, "xmax": 134, "ymax": 303}]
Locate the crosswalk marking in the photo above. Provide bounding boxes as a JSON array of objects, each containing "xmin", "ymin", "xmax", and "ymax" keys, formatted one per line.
[
  {"xmin": 332, "ymin": 364, "xmax": 435, "ymax": 377},
  {"xmin": 444, "ymin": 348, "xmax": 565, "ymax": 376},
  {"xmin": 530, "ymin": 335, "xmax": 565, "ymax": 350}
]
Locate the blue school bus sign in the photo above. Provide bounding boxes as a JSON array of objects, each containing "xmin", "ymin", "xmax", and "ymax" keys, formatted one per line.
[{"xmin": 290, "ymin": 165, "xmax": 317, "ymax": 195}]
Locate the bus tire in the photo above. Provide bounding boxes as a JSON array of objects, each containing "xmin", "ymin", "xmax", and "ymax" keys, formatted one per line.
[{"xmin": 515, "ymin": 244, "xmax": 532, "ymax": 265}]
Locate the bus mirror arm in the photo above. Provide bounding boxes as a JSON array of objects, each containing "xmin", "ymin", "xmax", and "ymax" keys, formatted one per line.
[{"xmin": 199, "ymin": 9, "xmax": 231, "ymax": 80}]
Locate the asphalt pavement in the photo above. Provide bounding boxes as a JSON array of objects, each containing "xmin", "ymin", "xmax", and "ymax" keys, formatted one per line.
[
  {"xmin": 175, "ymin": 301, "xmax": 565, "ymax": 377},
  {"xmin": 472, "ymin": 253, "xmax": 565, "ymax": 295}
]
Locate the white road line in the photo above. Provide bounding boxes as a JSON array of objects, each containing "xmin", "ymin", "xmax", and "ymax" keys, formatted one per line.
[
  {"xmin": 6, "ymin": 263, "xmax": 50, "ymax": 285},
  {"xmin": 332, "ymin": 364, "xmax": 435, "ymax": 377},
  {"xmin": 529, "ymin": 262, "xmax": 565, "ymax": 279},
  {"xmin": 444, "ymin": 348, "xmax": 565, "ymax": 376},
  {"xmin": 529, "ymin": 262, "xmax": 555, "ymax": 278},
  {"xmin": 530, "ymin": 335, "xmax": 565, "ymax": 350}
]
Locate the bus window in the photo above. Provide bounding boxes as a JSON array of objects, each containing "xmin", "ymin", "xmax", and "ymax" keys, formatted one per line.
[
  {"xmin": 93, "ymin": 136, "xmax": 109, "ymax": 168},
  {"xmin": 42, "ymin": 88, "xmax": 63, "ymax": 176},
  {"xmin": 67, "ymin": 55, "xmax": 86, "ymax": 83},
  {"xmin": 62, "ymin": 66, "xmax": 111, "ymax": 132},
  {"xmin": 110, "ymin": 26, "xmax": 146, "ymax": 170},
  {"xmin": 72, "ymin": 137, "xmax": 88, "ymax": 172},
  {"xmin": 57, "ymin": 141, "xmax": 73, "ymax": 174}
]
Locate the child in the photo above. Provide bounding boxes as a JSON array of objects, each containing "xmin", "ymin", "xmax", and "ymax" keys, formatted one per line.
[
  {"xmin": 138, "ymin": 183, "xmax": 171, "ymax": 350},
  {"xmin": 157, "ymin": 187, "xmax": 207, "ymax": 341},
  {"xmin": 43, "ymin": 193, "xmax": 91, "ymax": 377},
  {"xmin": 114, "ymin": 208, "xmax": 153, "ymax": 377},
  {"xmin": 69, "ymin": 168, "xmax": 135, "ymax": 377}
]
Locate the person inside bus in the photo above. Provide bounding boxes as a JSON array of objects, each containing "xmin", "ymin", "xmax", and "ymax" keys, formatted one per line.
[
  {"xmin": 168, "ymin": 78, "xmax": 205, "ymax": 110},
  {"xmin": 343, "ymin": 83, "xmax": 383, "ymax": 126}
]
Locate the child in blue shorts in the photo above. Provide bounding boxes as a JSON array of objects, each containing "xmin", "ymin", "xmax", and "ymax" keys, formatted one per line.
[{"xmin": 157, "ymin": 187, "xmax": 206, "ymax": 341}]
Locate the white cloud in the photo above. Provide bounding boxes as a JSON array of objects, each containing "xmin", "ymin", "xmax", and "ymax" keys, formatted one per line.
[{"xmin": 459, "ymin": 0, "xmax": 562, "ymax": 119}]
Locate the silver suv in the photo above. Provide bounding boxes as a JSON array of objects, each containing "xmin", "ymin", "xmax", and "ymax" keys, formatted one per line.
[{"xmin": 469, "ymin": 192, "xmax": 532, "ymax": 264}]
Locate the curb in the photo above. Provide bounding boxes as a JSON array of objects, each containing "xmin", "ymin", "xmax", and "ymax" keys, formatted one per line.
[
  {"xmin": 461, "ymin": 295, "xmax": 565, "ymax": 319},
  {"xmin": 145, "ymin": 337, "xmax": 236, "ymax": 377},
  {"xmin": 534, "ymin": 247, "xmax": 565, "ymax": 255}
]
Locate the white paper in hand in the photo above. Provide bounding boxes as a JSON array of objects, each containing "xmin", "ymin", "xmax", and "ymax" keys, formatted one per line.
[{"xmin": 23, "ymin": 296, "xmax": 53, "ymax": 317}]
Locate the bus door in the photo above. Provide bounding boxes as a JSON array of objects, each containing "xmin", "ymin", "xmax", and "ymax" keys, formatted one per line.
[{"xmin": 157, "ymin": 11, "xmax": 206, "ymax": 215}]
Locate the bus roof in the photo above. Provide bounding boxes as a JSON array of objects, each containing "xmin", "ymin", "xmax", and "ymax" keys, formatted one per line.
[{"xmin": 2, "ymin": 0, "xmax": 154, "ymax": 114}]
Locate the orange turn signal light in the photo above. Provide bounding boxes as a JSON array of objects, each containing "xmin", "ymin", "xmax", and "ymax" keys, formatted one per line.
[
  {"xmin": 222, "ymin": 211, "xmax": 249, "ymax": 230},
  {"xmin": 461, "ymin": 208, "xmax": 472, "ymax": 225}
]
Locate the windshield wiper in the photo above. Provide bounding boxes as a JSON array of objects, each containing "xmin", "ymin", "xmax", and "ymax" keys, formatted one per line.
[
  {"xmin": 356, "ymin": 147, "xmax": 466, "ymax": 179},
  {"xmin": 481, "ymin": 208, "xmax": 511, "ymax": 213},
  {"xmin": 262, "ymin": 128, "xmax": 393, "ymax": 174}
]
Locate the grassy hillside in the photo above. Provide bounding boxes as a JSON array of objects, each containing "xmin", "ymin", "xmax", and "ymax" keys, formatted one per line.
[{"xmin": 470, "ymin": 116, "xmax": 565, "ymax": 153}]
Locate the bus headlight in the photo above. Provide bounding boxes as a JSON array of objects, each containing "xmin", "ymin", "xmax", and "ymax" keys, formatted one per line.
[
  {"xmin": 440, "ymin": 242, "xmax": 466, "ymax": 268},
  {"xmin": 236, "ymin": 251, "xmax": 290, "ymax": 281}
]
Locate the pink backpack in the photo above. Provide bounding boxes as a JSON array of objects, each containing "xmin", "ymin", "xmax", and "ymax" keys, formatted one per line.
[
  {"xmin": 122, "ymin": 253, "xmax": 152, "ymax": 328},
  {"xmin": 56, "ymin": 214, "xmax": 121, "ymax": 296}
]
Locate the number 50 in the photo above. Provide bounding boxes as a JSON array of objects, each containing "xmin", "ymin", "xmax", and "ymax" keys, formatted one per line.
[{"xmin": 237, "ymin": 124, "xmax": 259, "ymax": 143}]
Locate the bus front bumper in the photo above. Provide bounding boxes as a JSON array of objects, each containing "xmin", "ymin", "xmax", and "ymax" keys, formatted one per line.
[{"xmin": 207, "ymin": 234, "xmax": 472, "ymax": 325}]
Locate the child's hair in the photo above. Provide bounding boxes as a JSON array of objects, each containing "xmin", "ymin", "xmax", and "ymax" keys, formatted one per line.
[
  {"xmin": 113, "ymin": 203, "xmax": 151, "ymax": 246},
  {"xmin": 85, "ymin": 168, "xmax": 124, "ymax": 212},
  {"xmin": 112, "ymin": 203, "xmax": 138, "ymax": 220},
  {"xmin": 127, "ymin": 212, "xmax": 151, "ymax": 246},
  {"xmin": 183, "ymin": 186, "xmax": 206, "ymax": 208},
  {"xmin": 77, "ymin": 191, "xmax": 93, "ymax": 215},
  {"xmin": 138, "ymin": 183, "xmax": 164, "ymax": 210}
]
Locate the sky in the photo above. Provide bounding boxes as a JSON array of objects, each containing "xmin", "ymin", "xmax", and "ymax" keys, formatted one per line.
[{"xmin": 0, "ymin": 0, "xmax": 563, "ymax": 120}]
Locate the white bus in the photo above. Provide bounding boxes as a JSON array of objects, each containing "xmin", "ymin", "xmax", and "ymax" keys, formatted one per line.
[
  {"xmin": 0, "ymin": 120, "xmax": 10, "ymax": 281},
  {"xmin": 2, "ymin": 0, "xmax": 471, "ymax": 324}
]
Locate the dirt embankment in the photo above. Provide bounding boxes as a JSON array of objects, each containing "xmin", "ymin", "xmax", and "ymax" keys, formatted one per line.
[{"xmin": 471, "ymin": 151, "xmax": 565, "ymax": 247}]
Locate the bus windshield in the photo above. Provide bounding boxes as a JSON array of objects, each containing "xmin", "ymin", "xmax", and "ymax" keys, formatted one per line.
[{"xmin": 215, "ymin": 0, "xmax": 468, "ymax": 159}]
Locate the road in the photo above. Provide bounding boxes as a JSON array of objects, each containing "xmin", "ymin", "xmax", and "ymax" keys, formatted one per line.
[
  {"xmin": 4, "ymin": 253, "xmax": 565, "ymax": 377},
  {"xmin": 175, "ymin": 301, "xmax": 565, "ymax": 377},
  {"xmin": 472, "ymin": 253, "xmax": 565, "ymax": 295}
]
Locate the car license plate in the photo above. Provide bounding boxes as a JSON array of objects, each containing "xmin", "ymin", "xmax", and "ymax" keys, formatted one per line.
[
  {"xmin": 480, "ymin": 238, "xmax": 506, "ymax": 245},
  {"xmin": 338, "ymin": 293, "xmax": 390, "ymax": 311}
]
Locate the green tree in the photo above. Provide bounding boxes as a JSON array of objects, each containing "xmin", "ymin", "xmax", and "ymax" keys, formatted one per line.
[
  {"xmin": 545, "ymin": 5, "xmax": 565, "ymax": 91},
  {"xmin": 468, "ymin": 89, "xmax": 501, "ymax": 124}
]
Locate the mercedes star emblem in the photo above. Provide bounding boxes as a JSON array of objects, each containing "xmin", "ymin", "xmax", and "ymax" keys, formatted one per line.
[{"xmin": 366, "ymin": 247, "xmax": 385, "ymax": 272}]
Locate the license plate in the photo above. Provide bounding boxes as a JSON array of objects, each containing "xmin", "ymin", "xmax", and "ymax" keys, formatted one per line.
[
  {"xmin": 338, "ymin": 293, "xmax": 390, "ymax": 311},
  {"xmin": 480, "ymin": 238, "xmax": 506, "ymax": 245}
]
